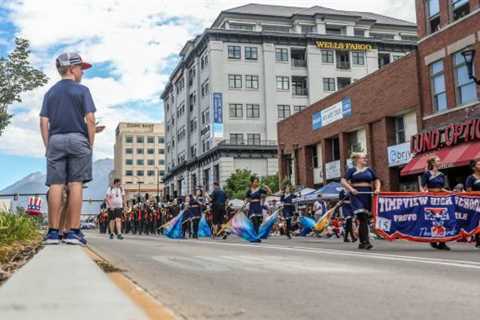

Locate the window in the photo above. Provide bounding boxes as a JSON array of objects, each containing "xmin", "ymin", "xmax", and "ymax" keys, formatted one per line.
[
  {"xmin": 247, "ymin": 133, "xmax": 261, "ymax": 145},
  {"xmin": 126, "ymin": 148, "xmax": 133, "ymax": 154},
  {"xmin": 312, "ymin": 147, "xmax": 319, "ymax": 168},
  {"xmin": 125, "ymin": 136, "xmax": 133, "ymax": 143},
  {"xmin": 430, "ymin": 60, "xmax": 447, "ymax": 112},
  {"xmin": 147, "ymin": 148, "xmax": 155, "ymax": 154},
  {"xmin": 401, "ymin": 35, "xmax": 418, "ymax": 42},
  {"xmin": 451, "ymin": 0, "xmax": 470, "ymax": 21},
  {"xmin": 453, "ymin": 52, "xmax": 477, "ymax": 106},
  {"xmin": 125, "ymin": 170, "xmax": 133, "ymax": 176},
  {"xmin": 136, "ymin": 136, "xmax": 144, "ymax": 143},
  {"xmin": 190, "ymin": 144, "xmax": 197, "ymax": 157},
  {"xmin": 158, "ymin": 149, "xmax": 165, "ymax": 154},
  {"xmin": 229, "ymin": 104, "xmax": 243, "ymax": 119},
  {"xmin": 354, "ymin": 29, "xmax": 365, "ymax": 37},
  {"xmin": 201, "ymin": 80, "xmax": 209, "ymax": 97},
  {"xmin": 147, "ymin": 170, "xmax": 155, "ymax": 177},
  {"xmin": 378, "ymin": 53, "xmax": 391, "ymax": 68},
  {"xmin": 230, "ymin": 23, "xmax": 255, "ymax": 31},
  {"xmin": 301, "ymin": 25, "xmax": 315, "ymax": 33},
  {"xmin": 190, "ymin": 118, "xmax": 197, "ymax": 132},
  {"xmin": 147, "ymin": 159, "xmax": 155, "ymax": 166},
  {"xmin": 292, "ymin": 77, "xmax": 308, "ymax": 96},
  {"xmin": 137, "ymin": 170, "xmax": 144, "ymax": 177},
  {"xmin": 189, "ymin": 93, "xmax": 196, "ymax": 112},
  {"xmin": 158, "ymin": 137, "xmax": 164, "ymax": 144},
  {"xmin": 336, "ymin": 51, "xmax": 350, "ymax": 69},
  {"xmin": 291, "ymin": 48, "xmax": 306, "ymax": 67},
  {"xmin": 331, "ymin": 137, "xmax": 340, "ymax": 161},
  {"xmin": 213, "ymin": 165, "xmax": 220, "ymax": 184},
  {"xmin": 323, "ymin": 78, "xmax": 336, "ymax": 92},
  {"xmin": 125, "ymin": 159, "xmax": 133, "ymax": 165},
  {"xmin": 159, "ymin": 170, "xmax": 165, "ymax": 176},
  {"xmin": 277, "ymin": 105, "xmax": 291, "ymax": 120},
  {"xmin": 136, "ymin": 148, "xmax": 144, "ymax": 154},
  {"xmin": 337, "ymin": 77, "xmax": 351, "ymax": 90},
  {"xmin": 245, "ymin": 75, "xmax": 259, "ymax": 89},
  {"xmin": 326, "ymin": 26, "xmax": 344, "ymax": 35},
  {"xmin": 275, "ymin": 48, "xmax": 288, "ymax": 62},
  {"xmin": 393, "ymin": 55, "xmax": 403, "ymax": 61},
  {"xmin": 263, "ymin": 25, "xmax": 290, "ymax": 33},
  {"xmin": 394, "ymin": 116, "xmax": 406, "ymax": 144},
  {"xmin": 137, "ymin": 159, "xmax": 144, "ymax": 165},
  {"xmin": 294, "ymin": 105, "xmax": 306, "ymax": 113},
  {"xmin": 348, "ymin": 132, "xmax": 362, "ymax": 155},
  {"xmin": 188, "ymin": 67, "xmax": 196, "ymax": 87},
  {"xmin": 228, "ymin": 45, "xmax": 241, "ymax": 59},
  {"xmin": 191, "ymin": 173, "xmax": 197, "ymax": 190},
  {"xmin": 228, "ymin": 74, "xmax": 242, "ymax": 89},
  {"xmin": 276, "ymin": 76, "xmax": 290, "ymax": 90},
  {"xmin": 370, "ymin": 33, "xmax": 395, "ymax": 40},
  {"xmin": 200, "ymin": 54, "xmax": 209, "ymax": 69},
  {"xmin": 246, "ymin": 104, "xmax": 260, "ymax": 119},
  {"xmin": 147, "ymin": 136, "xmax": 154, "ymax": 143},
  {"xmin": 230, "ymin": 133, "xmax": 244, "ymax": 144},
  {"xmin": 352, "ymin": 52, "xmax": 365, "ymax": 65},
  {"xmin": 245, "ymin": 47, "xmax": 258, "ymax": 60},
  {"xmin": 426, "ymin": 0, "xmax": 441, "ymax": 33},
  {"xmin": 159, "ymin": 159, "xmax": 165, "ymax": 165},
  {"xmin": 203, "ymin": 168, "xmax": 210, "ymax": 191},
  {"xmin": 321, "ymin": 50, "xmax": 334, "ymax": 63}
]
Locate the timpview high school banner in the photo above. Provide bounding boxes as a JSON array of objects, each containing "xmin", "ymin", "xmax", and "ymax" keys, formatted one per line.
[{"xmin": 373, "ymin": 193, "xmax": 480, "ymax": 242}]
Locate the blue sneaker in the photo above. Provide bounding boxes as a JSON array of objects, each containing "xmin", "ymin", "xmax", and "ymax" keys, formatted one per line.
[
  {"xmin": 76, "ymin": 230, "xmax": 88, "ymax": 245},
  {"xmin": 63, "ymin": 231, "xmax": 86, "ymax": 246},
  {"xmin": 43, "ymin": 230, "xmax": 60, "ymax": 245}
]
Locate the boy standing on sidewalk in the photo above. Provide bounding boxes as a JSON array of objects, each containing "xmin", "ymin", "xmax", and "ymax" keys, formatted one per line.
[
  {"xmin": 40, "ymin": 52, "xmax": 96, "ymax": 245},
  {"xmin": 105, "ymin": 178, "xmax": 125, "ymax": 240}
]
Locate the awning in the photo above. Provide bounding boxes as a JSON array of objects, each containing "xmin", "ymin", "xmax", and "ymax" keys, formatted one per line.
[{"xmin": 400, "ymin": 141, "xmax": 480, "ymax": 176}]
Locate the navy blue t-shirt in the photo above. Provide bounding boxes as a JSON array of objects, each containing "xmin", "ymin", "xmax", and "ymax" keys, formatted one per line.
[
  {"xmin": 210, "ymin": 189, "xmax": 226, "ymax": 206},
  {"xmin": 40, "ymin": 79, "xmax": 96, "ymax": 137}
]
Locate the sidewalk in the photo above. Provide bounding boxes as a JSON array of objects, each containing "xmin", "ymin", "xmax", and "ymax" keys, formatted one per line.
[{"xmin": 0, "ymin": 245, "xmax": 148, "ymax": 320}]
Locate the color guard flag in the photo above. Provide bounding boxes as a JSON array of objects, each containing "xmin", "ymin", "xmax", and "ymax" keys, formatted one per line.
[
  {"xmin": 229, "ymin": 211, "xmax": 259, "ymax": 242},
  {"xmin": 198, "ymin": 214, "xmax": 212, "ymax": 238},
  {"xmin": 164, "ymin": 211, "xmax": 184, "ymax": 239},
  {"xmin": 299, "ymin": 216, "xmax": 316, "ymax": 236},
  {"xmin": 257, "ymin": 210, "xmax": 279, "ymax": 240},
  {"xmin": 314, "ymin": 209, "xmax": 334, "ymax": 233}
]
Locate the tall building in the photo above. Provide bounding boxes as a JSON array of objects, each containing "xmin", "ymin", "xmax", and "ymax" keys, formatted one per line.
[
  {"xmin": 113, "ymin": 123, "xmax": 166, "ymax": 200},
  {"xmin": 161, "ymin": 3, "xmax": 417, "ymax": 197}
]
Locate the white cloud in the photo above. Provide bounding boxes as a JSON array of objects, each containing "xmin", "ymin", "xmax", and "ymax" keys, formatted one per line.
[{"xmin": 0, "ymin": 0, "xmax": 416, "ymax": 160}]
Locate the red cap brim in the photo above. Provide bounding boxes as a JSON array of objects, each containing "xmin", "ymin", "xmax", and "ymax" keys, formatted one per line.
[{"xmin": 81, "ymin": 62, "xmax": 92, "ymax": 70}]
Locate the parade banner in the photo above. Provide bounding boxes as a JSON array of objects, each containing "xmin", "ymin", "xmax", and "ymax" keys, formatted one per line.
[
  {"xmin": 258, "ymin": 211, "xmax": 279, "ymax": 240},
  {"xmin": 373, "ymin": 193, "xmax": 480, "ymax": 242},
  {"xmin": 198, "ymin": 214, "xmax": 212, "ymax": 238}
]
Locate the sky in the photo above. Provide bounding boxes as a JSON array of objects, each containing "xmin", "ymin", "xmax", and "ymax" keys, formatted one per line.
[{"xmin": 0, "ymin": 0, "xmax": 416, "ymax": 190}]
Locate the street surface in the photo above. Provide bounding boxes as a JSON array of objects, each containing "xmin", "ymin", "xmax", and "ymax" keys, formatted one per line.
[{"xmin": 87, "ymin": 232, "xmax": 480, "ymax": 320}]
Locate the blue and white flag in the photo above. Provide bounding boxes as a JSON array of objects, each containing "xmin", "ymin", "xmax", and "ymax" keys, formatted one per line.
[
  {"xmin": 198, "ymin": 214, "xmax": 212, "ymax": 238},
  {"xmin": 164, "ymin": 211, "xmax": 184, "ymax": 239}
]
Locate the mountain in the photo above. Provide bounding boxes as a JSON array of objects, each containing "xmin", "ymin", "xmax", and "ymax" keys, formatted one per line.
[{"xmin": 0, "ymin": 158, "xmax": 113, "ymax": 215}]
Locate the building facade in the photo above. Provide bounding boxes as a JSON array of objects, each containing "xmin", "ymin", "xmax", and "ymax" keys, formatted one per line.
[
  {"xmin": 278, "ymin": 0, "xmax": 480, "ymax": 191},
  {"xmin": 113, "ymin": 123, "xmax": 166, "ymax": 200},
  {"xmin": 400, "ymin": 0, "xmax": 480, "ymax": 187},
  {"xmin": 161, "ymin": 4, "xmax": 417, "ymax": 198}
]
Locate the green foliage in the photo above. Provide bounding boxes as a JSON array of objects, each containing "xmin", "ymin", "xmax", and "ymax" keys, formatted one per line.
[
  {"xmin": 261, "ymin": 174, "xmax": 280, "ymax": 194},
  {"xmin": 0, "ymin": 212, "xmax": 41, "ymax": 246},
  {"xmin": 224, "ymin": 169, "xmax": 254, "ymax": 200},
  {"xmin": 0, "ymin": 38, "xmax": 48, "ymax": 135}
]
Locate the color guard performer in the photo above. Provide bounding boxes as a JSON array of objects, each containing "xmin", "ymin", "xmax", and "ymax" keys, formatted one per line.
[
  {"xmin": 341, "ymin": 152, "xmax": 380, "ymax": 250},
  {"xmin": 465, "ymin": 159, "xmax": 480, "ymax": 248},
  {"xmin": 420, "ymin": 156, "xmax": 450, "ymax": 250},
  {"xmin": 280, "ymin": 185, "xmax": 296, "ymax": 239},
  {"xmin": 246, "ymin": 176, "xmax": 272, "ymax": 234},
  {"xmin": 339, "ymin": 189, "xmax": 356, "ymax": 243}
]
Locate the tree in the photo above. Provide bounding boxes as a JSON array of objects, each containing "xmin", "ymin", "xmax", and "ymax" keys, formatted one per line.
[
  {"xmin": 224, "ymin": 169, "xmax": 253, "ymax": 200},
  {"xmin": 261, "ymin": 174, "xmax": 280, "ymax": 194},
  {"xmin": 0, "ymin": 38, "xmax": 48, "ymax": 135}
]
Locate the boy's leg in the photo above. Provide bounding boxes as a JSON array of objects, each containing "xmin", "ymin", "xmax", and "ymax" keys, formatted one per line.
[
  {"xmin": 67, "ymin": 182, "xmax": 83, "ymax": 230},
  {"xmin": 48, "ymin": 184, "xmax": 64, "ymax": 229}
]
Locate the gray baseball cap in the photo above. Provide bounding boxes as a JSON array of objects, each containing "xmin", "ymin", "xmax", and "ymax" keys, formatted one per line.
[{"xmin": 56, "ymin": 52, "xmax": 92, "ymax": 70}]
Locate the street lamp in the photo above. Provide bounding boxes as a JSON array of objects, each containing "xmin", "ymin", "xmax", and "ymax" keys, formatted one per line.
[{"xmin": 461, "ymin": 47, "xmax": 480, "ymax": 85}]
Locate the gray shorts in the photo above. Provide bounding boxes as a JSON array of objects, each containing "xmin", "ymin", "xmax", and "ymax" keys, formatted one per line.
[{"xmin": 46, "ymin": 133, "xmax": 92, "ymax": 186}]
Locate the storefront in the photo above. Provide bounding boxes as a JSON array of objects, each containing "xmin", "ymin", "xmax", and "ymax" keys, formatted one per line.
[{"xmin": 400, "ymin": 118, "xmax": 480, "ymax": 188}]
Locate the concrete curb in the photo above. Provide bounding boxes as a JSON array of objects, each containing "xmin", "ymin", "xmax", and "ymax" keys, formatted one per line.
[{"xmin": 0, "ymin": 245, "xmax": 148, "ymax": 320}]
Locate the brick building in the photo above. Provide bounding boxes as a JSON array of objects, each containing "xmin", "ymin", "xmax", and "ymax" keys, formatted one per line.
[{"xmin": 278, "ymin": 1, "xmax": 480, "ymax": 191}]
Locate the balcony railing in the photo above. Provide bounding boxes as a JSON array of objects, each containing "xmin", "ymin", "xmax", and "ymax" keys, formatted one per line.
[
  {"xmin": 291, "ymin": 58, "xmax": 307, "ymax": 67},
  {"xmin": 336, "ymin": 61, "xmax": 351, "ymax": 70},
  {"xmin": 219, "ymin": 140, "xmax": 277, "ymax": 147},
  {"xmin": 292, "ymin": 87, "xmax": 309, "ymax": 96}
]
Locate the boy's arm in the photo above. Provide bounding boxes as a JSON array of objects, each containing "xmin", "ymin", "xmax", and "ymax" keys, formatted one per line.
[
  {"xmin": 85, "ymin": 112, "xmax": 96, "ymax": 147},
  {"xmin": 40, "ymin": 117, "xmax": 49, "ymax": 149}
]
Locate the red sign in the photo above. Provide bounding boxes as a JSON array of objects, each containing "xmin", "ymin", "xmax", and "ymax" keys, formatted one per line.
[{"xmin": 411, "ymin": 118, "xmax": 480, "ymax": 154}]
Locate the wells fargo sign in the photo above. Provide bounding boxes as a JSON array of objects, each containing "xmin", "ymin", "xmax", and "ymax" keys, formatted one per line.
[
  {"xmin": 411, "ymin": 118, "xmax": 480, "ymax": 154},
  {"xmin": 315, "ymin": 41, "xmax": 373, "ymax": 51}
]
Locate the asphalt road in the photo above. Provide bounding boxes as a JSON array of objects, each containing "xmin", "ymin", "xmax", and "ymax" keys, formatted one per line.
[{"xmin": 86, "ymin": 232, "xmax": 480, "ymax": 320}]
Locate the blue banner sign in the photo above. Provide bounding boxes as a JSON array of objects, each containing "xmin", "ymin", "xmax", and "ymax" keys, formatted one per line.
[
  {"xmin": 373, "ymin": 193, "xmax": 480, "ymax": 242},
  {"xmin": 312, "ymin": 97, "xmax": 352, "ymax": 130},
  {"xmin": 212, "ymin": 92, "xmax": 223, "ymax": 138}
]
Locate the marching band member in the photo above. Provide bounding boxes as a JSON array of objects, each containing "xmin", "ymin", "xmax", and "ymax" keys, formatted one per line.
[
  {"xmin": 246, "ymin": 176, "xmax": 272, "ymax": 234},
  {"xmin": 420, "ymin": 156, "xmax": 450, "ymax": 250},
  {"xmin": 280, "ymin": 185, "xmax": 296, "ymax": 239},
  {"xmin": 341, "ymin": 152, "xmax": 380, "ymax": 250},
  {"xmin": 465, "ymin": 159, "xmax": 480, "ymax": 248}
]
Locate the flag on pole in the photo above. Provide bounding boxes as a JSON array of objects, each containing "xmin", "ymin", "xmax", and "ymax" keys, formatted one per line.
[
  {"xmin": 164, "ymin": 211, "xmax": 184, "ymax": 239},
  {"xmin": 314, "ymin": 209, "xmax": 334, "ymax": 233},
  {"xmin": 198, "ymin": 213, "xmax": 212, "ymax": 238},
  {"xmin": 229, "ymin": 211, "xmax": 259, "ymax": 242},
  {"xmin": 299, "ymin": 216, "xmax": 316, "ymax": 236},
  {"xmin": 257, "ymin": 210, "xmax": 279, "ymax": 240}
]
